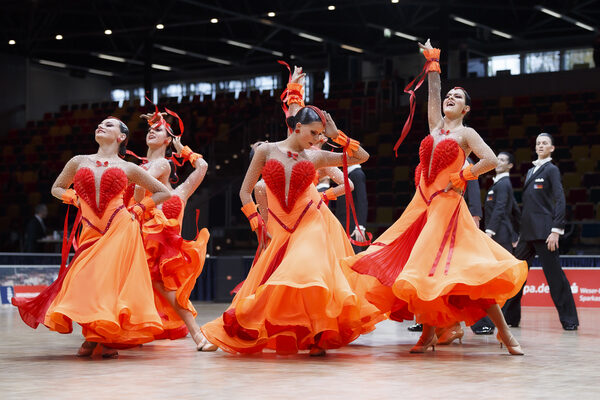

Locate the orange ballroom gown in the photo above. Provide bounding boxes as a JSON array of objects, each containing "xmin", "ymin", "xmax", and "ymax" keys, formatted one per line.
[
  {"xmin": 341, "ymin": 136, "xmax": 528, "ymax": 327},
  {"xmin": 13, "ymin": 167, "xmax": 164, "ymax": 346},
  {"xmin": 201, "ymin": 159, "xmax": 382, "ymax": 354},
  {"xmin": 140, "ymin": 192, "xmax": 209, "ymax": 340}
]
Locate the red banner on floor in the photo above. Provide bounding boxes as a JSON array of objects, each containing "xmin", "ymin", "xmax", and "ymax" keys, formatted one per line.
[{"xmin": 522, "ymin": 268, "xmax": 600, "ymax": 308}]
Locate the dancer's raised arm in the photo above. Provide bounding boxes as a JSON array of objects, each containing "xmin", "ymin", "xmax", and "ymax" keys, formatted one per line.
[
  {"xmin": 419, "ymin": 39, "xmax": 443, "ymax": 133},
  {"xmin": 287, "ymin": 66, "xmax": 307, "ymax": 118},
  {"xmin": 172, "ymin": 137, "xmax": 208, "ymax": 201},
  {"xmin": 312, "ymin": 113, "xmax": 369, "ymax": 169}
]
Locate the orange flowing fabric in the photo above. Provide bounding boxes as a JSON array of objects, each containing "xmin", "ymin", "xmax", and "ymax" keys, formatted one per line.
[
  {"xmin": 42, "ymin": 168, "xmax": 164, "ymax": 345},
  {"xmin": 342, "ymin": 137, "xmax": 528, "ymax": 327},
  {"xmin": 202, "ymin": 160, "xmax": 382, "ymax": 354},
  {"xmin": 140, "ymin": 194, "xmax": 209, "ymax": 340}
]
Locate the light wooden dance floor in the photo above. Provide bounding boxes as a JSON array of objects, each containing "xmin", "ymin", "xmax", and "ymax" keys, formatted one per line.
[{"xmin": 1, "ymin": 304, "xmax": 598, "ymax": 399}]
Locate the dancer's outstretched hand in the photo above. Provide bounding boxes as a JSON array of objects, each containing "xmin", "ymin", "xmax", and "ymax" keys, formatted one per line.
[
  {"xmin": 444, "ymin": 181, "xmax": 464, "ymax": 195},
  {"xmin": 324, "ymin": 112, "xmax": 339, "ymax": 139},
  {"xmin": 418, "ymin": 39, "xmax": 433, "ymax": 51},
  {"xmin": 140, "ymin": 112, "xmax": 167, "ymax": 120},
  {"xmin": 172, "ymin": 136, "xmax": 184, "ymax": 154},
  {"xmin": 291, "ymin": 66, "xmax": 306, "ymax": 86}
]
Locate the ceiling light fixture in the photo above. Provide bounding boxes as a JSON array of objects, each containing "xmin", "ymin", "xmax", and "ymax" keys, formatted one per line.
[
  {"xmin": 538, "ymin": 7, "xmax": 562, "ymax": 19},
  {"xmin": 394, "ymin": 31, "xmax": 419, "ymax": 41},
  {"xmin": 97, "ymin": 53, "xmax": 127, "ymax": 63},
  {"xmin": 88, "ymin": 68, "xmax": 114, "ymax": 76},
  {"xmin": 210, "ymin": 18, "xmax": 218, "ymax": 24},
  {"xmin": 267, "ymin": 12, "xmax": 276, "ymax": 17},
  {"xmin": 298, "ymin": 32, "xmax": 323, "ymax": 42},
  {"xmin": 328, "ymin": 5, "xmax": 335, "ymax": 10},
  {"xmin": 340, "ymin": 44, "xmax": 364, "ymax": 53},
  {"xmin": 8, "ymin": 39, "xmax": 16, "ymax": 45},
  {"xmin": 453, "ymin": 16, "xmax": 476, "ymax": 27},
  {"xmin": 491, "ymin": 29, "xmax": 513, "ymax": 39},
  {"xmin": 156, "ymin": 23, "xmax": 165, "ymax": 30},
  {"xmin": 39, "ymin": 59, "xmax": 67, "ymax": 68},
  {"xmin": 157, "ymin": 45, "xmax": 187, "ymax": 55},
  {"xmin": 226, "ymin": 40, "xmax": 253, "ymax": 49},
  {"xmin": 207, "ymin": 57, "xmax": 231, "ymax": 65},
  {"xmin": 151, "ymin": 63, "xmax": 171, "ymax": 71},
  {"xmin": 104, "ymin": 29, "xmax": 112, "ymax": 35},
  {"xmin": 55, "ymin": 34, "xmax": 63, "ymax": 40}
]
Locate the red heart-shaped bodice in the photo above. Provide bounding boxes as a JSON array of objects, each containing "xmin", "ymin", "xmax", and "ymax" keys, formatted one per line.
[
  {"xmin": 73, "ymin": 167, "xmax": 127, "ymax": 216},
  {"xmin": 418, "ymin": 136, "xmax": 461, "ymax": 186},
  {"xmin": 162, "ymin": 195, "xmax": 183, "ymax": 220},
  {"xmin": 262, "ymin": 159, "xmax": 315, "ymax": 213}
]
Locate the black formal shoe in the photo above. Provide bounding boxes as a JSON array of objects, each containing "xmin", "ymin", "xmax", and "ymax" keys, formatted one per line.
[
  {"xmin": 508, "ymin": 323, "xmax": 519, "ymax": 328},
  {"xmin": 407, "ymin": 323, "xmax": 423, "ymax": 332},
  {"xmin": 562, "ymin": 324, "xmax": 578, "ymax": 331},
  {"xmin": 472, "ymin": 326, "xmax": 495, "ymax": 335}
]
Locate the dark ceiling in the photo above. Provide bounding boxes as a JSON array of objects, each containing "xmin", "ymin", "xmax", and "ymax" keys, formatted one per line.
[{"xmin": 2, "ymin": 0, "xmax": 599, "ymax": 83}]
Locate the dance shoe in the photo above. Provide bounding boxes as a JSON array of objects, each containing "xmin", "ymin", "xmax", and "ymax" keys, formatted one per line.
[
  {"xmin": 562, "ymin": 324, "xmax": 578, "ymax": 331},
  {"xmin": 407, "ymin": 323, "xmax": 423, "ymax": 332},
  {"xmin": 437, "ymin": 325, "xmax": 464, "ymax": 345},
  {"xmin": 472, "ymin": 326, "xmax": 495, "ymax": 335},
  {"xmin": 410, "ymin": 334, "xmax": 437, "ymax": 353},
  {"xmin": 496, "ymin": 332, "xmax": 524, "ymax": 356}
]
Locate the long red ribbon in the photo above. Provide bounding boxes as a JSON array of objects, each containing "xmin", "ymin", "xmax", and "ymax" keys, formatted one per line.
[
  {"xmin": 60, "ymin": 206, "xmax": 82, "ymax": 275},
  {"xmin": 341, "ymin": 145, "xmax": 372, "ymax": 247},
  {"xmin": 277, "ymin": 60, "xmax": 293, "ymax": 117},
  {"xmin": 393, "ymin": 61, "xmax": 434, "ymax": 156}
]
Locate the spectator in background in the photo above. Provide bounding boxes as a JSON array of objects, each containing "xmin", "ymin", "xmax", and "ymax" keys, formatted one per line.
[
  {"xmin": 24, "ymin": 203, "xmax": 47, "ymax": 253},
  {"xmin": 336, "ymin": 164, "xmax": 368, "ymax": 253},
  {"xmin": 470, "ymin": 152, "xmax": 520, "ymax": 335},
  {"xmin": 504, "ymin": 133, "xmax": 579, "ymax": 330}
]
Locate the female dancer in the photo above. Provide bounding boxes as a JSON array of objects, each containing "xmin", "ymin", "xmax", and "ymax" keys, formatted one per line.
[
  {"xmin": 13, "ymin": 117, "xmax": 171, "ymax": 357},
  {"xmin": 133, "ymin": 109, "xmax": 211, "ymax": 350},
  {"xmin": 342, "ymin": 40, "xmax": 528, "ymax": 355},
  {"xmin": 201, "ymin": 104, "xmax": 382, "ymax": 356}
]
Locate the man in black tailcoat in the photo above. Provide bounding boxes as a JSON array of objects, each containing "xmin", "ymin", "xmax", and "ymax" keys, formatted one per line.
[{"xmin": 504, "ymin": 133, "xmax": 579, "ymax": 330}]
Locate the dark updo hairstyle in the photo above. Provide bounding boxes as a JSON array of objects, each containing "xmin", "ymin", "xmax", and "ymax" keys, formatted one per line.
[
  {"xmin": 285, "ymin": 106, "xmax": 325, "ymax": 131},
  {"xmin": 164, "ymin": 140, "xmax": 179, "ymax": 184},
  {"xmin": 538, "ymin": 132, "xmax": 554, "ymax": 145},
  {"xmin": 498, "ymin": 151, "xmax": 515, "ymax": 166},
  {"xmin": 110, "ymin": 118, "xmax": 130, "ymax": 159}
]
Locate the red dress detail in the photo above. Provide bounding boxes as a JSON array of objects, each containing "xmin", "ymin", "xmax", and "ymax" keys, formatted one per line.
[
  {"xmin": 73, "ymin": 168, "xmax": 127, "ymax": 216},
  {"xmin": 419, "ymin": 136, "xmax": 460, "ymax": 187},
  {"xmin": 162, "ymin": 195, "xmax": 183, "ymax": 220},
  {"xmin": 122, "ymin": 182, "xmax": 136, "ymax": 206},
  {"xmin": 262, "ymin": 160, "xmax": 315, "ymax": 214}
]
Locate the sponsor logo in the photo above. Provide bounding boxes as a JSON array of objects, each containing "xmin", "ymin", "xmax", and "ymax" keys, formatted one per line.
[{"xmin": 534, "ymin": 184, "xmax": 544, "ymax": 189}]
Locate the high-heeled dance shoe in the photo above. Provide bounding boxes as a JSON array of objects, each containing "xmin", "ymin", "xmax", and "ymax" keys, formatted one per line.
[
  {"xmin": 76, "ymin": 341, "xmax": 97, "ymax": 357},
  {"xmin": 410, "ymin": 334, "xmax": 438, "ymax": 353},
  {"xmin": 192, "ymin": 331, "xmax": 218, "ymax": 352},
  {"xmin": 496, "ymin": 332, "xmax": 524, "ymax": 356},
  {"xmin": 100, "ymin": 345, "xmax": 119, "ymax": 358},
  {"xmin": 309, "ymin": 345, "xmax": 326, "ymax": 357},
  {"xmin": 437, "ymin": 325, "xmax": 464, "ymax": 345}
]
